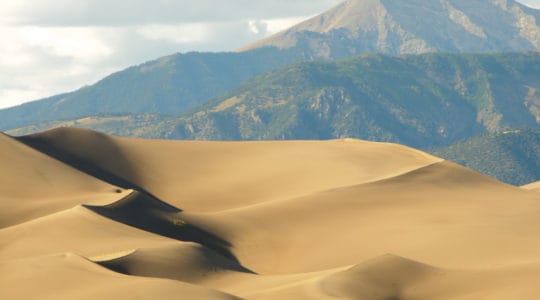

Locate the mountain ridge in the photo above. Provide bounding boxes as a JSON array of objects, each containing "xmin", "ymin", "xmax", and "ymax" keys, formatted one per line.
[
  {"xmin": 433, "ymin": 129, "xmax": 540, "ymax": 185},
  {"xmin": 170, "ymin": 52, "xmax": 540, "ymax": 147},
  {"xmin": 240, "ymin": 0, "xmax": 540, "ymax": 57}
]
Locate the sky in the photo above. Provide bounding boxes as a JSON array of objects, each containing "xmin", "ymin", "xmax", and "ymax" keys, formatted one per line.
[{"xmin": 0, "ymin": 0, "xmax": 539, "ymax": 109}]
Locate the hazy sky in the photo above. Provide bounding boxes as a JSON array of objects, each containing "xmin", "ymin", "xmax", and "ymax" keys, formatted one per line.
[{"xmin": 0, "ymin": 0, "xmax": 539, "ymax": 109}]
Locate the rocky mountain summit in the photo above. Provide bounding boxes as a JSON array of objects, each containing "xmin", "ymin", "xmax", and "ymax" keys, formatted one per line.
[{"xmin": 240, "ymin": 0, "xmax": 540, "ymax": 57}]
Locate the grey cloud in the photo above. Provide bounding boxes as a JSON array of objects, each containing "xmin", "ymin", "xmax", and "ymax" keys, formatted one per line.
[
  {"xmin": 7, "ymin": 0, "xmax": 538, "ymax": 27},
  {"xmin": 91, "ymin": 20, "xmax": 267, "ymax": 67},
  {"xmin": 0, "ymin": 48, "xmax": 98, "ymax": 106},
  {"xmin": 7, "ymin": 0, "xmax": 343, "ymax": 26}
]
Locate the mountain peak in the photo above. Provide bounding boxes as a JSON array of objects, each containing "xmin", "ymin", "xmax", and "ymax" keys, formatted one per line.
[
  {"xmin": 239, "ymin": 0, "xmax": 540, "ymax": 57},
  {"xmin": 289, "ymin": 0, "xmax": 385, "ymax": 33}
]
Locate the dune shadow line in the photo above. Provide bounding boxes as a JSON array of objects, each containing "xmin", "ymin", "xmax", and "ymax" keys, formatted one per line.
[
  {"xmin": 18, "ymin": 130, "xmax": 254, "ymax": 273},
  {"xmin": 83, "ymin": 191, "xmax": 251, "ymax": 270},
  {"xmin": 17, "ymin": 130, "xmax": 153, "ymax": 196}
]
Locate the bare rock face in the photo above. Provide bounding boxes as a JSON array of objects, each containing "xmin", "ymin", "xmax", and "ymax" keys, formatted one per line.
[{"xmin": 239, "ymin": 0, "xmax": 540, "ymax": 58}]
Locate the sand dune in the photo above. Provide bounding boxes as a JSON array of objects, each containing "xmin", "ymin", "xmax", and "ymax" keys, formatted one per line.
[
  {"xmin": 0, "ymin": 253, "xmax": 240, "ymax": 300},
  {"xmin": 522, "ymin": 181, "xmax": 540, "ymax": 192},
  {"xmin": 19, "ymin": 128, "xmax": 441, "ymax": 211},
  {"xmin": 198, "ymin": 161, "xmax": 540, "ymax": 274},
  {"xmin": 0, "ymin": 204, "xmax": 175, "ymax": 261},
  {"xmin": 0, "ymin": 132, "xmax": 125, "ymax": 228},
  {"xmin": 95, "ymin": 242, "xmax": 252, "ymax": 283},
  {"xmin": 222, "ymin": 255, "xmax": 540, "ymax": 300},
  {"xmin": 3, "ymin": 127, "xmax": 540, "ymax": 299}
]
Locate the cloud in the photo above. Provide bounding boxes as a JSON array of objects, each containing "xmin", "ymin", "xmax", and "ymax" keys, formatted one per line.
[
  {"xmin": 519, "ymin": 0, "xmax": 540, "ymax": 8},
  {"xmin": 16, "ymin": 27, "xmax": 113, "ymax": 61},
  {"xmin": 0, "ymin": 25, "xmax": 119, "ymax": 108},
  {"xmin": 0, "ymin": 0, "xmax": 342, "ymax": 26},
  {"xmin": 248, "ymin": 20, "xmax": 267, "ymax": 35}
]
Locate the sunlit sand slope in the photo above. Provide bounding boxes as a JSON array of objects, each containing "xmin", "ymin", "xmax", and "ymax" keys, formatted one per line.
[{"xmin": 2, "ymin": 127, "xmax": 540, "ymax": 299}]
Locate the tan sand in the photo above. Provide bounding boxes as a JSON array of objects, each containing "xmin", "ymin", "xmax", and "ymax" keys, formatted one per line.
[
  {"xmin": 522, "ymin": 181, "xmax": 540, "ymax": 192},
  {"xmin": 2, "ymin": 127, "xmax": 540, "ymax": 299},
  {"xmin": 19, "ymin": 128, "xmax": 441, "ymax": 211},
  {"xmin": 0, "ymin": 253, "xmax": 239, "ymax": 300},
  {"xmin": 0, "ymin": 133, "xmax": 127, "ymax": 228}
]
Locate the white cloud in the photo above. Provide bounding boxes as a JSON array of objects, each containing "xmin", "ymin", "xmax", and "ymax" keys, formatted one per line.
[
  {"xmin": 519, "ymin": 0, "xmax": 540, "ymax": 8},
  {"xmin": 0, "ymin": 25, "xmax": 120, "ymax": 108},
  {"xmin": 248, "ymin": 20, "xmax": 267, "ymax": 35},
  {"xmin": 137, "ymin": 23, "xmax": 210, "ymax": 44},
  {"xmin": 263, "ymin": 16, "xmax": 312, "ymax": 34},
  {"xmin": 18, "ymin": 27, "xmax": 113, "ymax": 61}
]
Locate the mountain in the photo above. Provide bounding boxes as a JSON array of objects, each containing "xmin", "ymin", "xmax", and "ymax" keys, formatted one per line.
[
  {"xmin": 0, "ymin": 48, "xmax": 303, "ymax": 131},
  {"xmin": 7, "ymin": 52, "xmax": 540, "ymax": 146},
  {"xmin": 433, "ymin": 129, "xmax": 540, "ymax": 185},
  {"xmin": 165, "ymin": 52, "xmax": 540, "ymax": 148},
  {"xmin": 2, "ymin": 0, "xmax": 540, "ymax": 133},
  {"xmin": 240, "ymin": 0, "xmax": 540, "ymax": 58}
]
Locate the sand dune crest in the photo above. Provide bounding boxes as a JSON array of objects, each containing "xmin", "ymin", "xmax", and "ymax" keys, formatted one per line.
[{"xmin": 522, "ymin": 181, "xmax": 540, "ymax": 192}]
